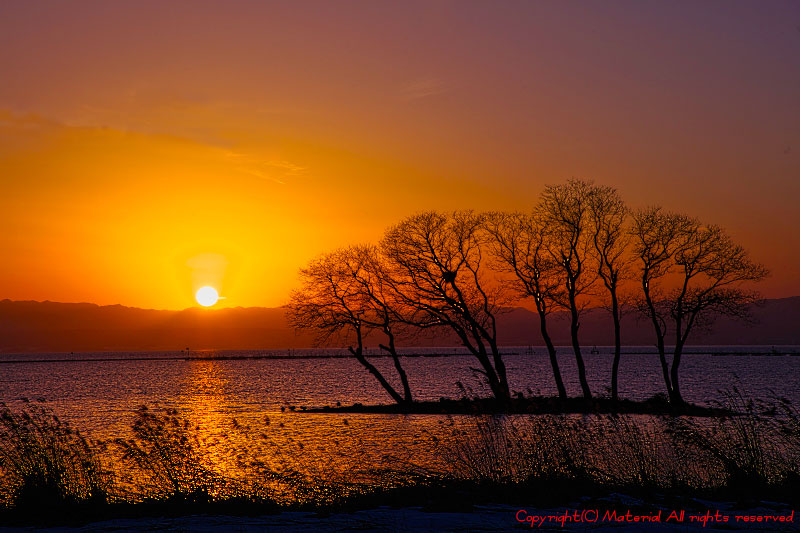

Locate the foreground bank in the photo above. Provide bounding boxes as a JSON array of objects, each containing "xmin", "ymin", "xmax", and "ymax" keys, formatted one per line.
[{"xmin": 1, "ymin": 392, "xmax": 799, "ymax": 527}]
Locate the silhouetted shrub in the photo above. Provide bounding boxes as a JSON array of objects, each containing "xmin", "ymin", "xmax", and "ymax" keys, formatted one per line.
[
  {"xmin": 114, "ymin": 405, "xmax": 242, "ymax": 503},
  {"xmin": 0, "ymin": 400, "xmax": 111, "ymax": 510}
]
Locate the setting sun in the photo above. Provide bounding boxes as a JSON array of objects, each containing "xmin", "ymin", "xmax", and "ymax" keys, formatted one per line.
[
  {"xmin": 0, "ymin": 2, "xmax": 798, "ymax": 527},
  {"xmin": 195, "ymin": 286, "xmax": 220, "ymax": 307}
]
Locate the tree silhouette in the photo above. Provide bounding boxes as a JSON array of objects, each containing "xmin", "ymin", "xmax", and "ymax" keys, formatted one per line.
[
  {"xmin": 538, "ymin": 180, "xmax": 597, "ymax": 400},
  {"xmin": 380, "ymin": 211, "xmax": 511, "ymax": 404},
  {"xmin": 484, "ymin": 211, "xmax": 567, "ymax": 400},
  {"xmin": 344, "ymin": 245, "xmax": 413, "ymax": 403},
  {"xmin": 630, "ymin": 207, "xmax": 689, "ymax": 403},
  {"xmin": 286, "ymin": 246, "xmax": 412, "ymax": 405},
  {"xmin": 631, "ymin": 208, "xmax": 768, "ymax": 406},
  {"xmin": 588, "ymin": 184, "xmax": 631, "ymax": 402},
  {"xmin": 285, "ymin": 180, "xmax": 769, "ymax": 410}
]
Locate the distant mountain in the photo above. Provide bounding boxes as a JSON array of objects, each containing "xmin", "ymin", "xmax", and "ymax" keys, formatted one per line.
[
  {"xmin": 1, "ymin": 297, "xmax": 798, "ymax": 353},
  {"xmin": 0, "ymin": 301, "xmax": 313, "ymax": 353},
  {"xmin": 496, "ymin": 297, "xmax": 800, "ymax": 346}
]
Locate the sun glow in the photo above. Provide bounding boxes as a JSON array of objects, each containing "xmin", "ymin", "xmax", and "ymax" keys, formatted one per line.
[{"xmin": 195, "ymin": 286, "xmax": 220, "ymax": 307}]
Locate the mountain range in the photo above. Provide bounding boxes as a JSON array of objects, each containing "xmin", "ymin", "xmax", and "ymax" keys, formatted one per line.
[{"xmin": 1, "ymin": 297, "xmax": 798, "ymax": 353}]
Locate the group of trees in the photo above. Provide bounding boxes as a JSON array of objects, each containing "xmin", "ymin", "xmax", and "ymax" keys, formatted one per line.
[{"xmin": 287, "ymin": 180, "xmax": 768, "ymax": 408}]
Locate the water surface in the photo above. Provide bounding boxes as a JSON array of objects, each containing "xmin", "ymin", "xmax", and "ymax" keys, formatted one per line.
[{"xmin": 1, "ymin": 346, "xmax": 798, "ymax": 474}]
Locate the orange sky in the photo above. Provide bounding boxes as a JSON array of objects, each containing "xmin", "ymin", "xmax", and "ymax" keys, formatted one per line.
[{"xmin": 1, "ymin": 1, "xmax": 798, "ymax": 309}]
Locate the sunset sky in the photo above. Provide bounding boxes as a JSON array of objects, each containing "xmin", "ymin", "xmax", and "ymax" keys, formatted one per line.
[{"xmin": 1, "ymin": 1, "xmax": 798, "ymax": 309}]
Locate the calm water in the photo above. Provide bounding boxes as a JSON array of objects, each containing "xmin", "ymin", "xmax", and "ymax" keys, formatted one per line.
[{"xmin": 1, "ymin": 346, "xmax": 799, "ymax": 474}]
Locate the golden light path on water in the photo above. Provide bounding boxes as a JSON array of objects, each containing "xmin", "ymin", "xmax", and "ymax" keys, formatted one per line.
[{"xmin": 174, "ymin": 359, "xmax": 458, "ymax": 495}]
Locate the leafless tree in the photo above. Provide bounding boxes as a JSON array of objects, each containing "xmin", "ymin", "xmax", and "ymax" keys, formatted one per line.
[
  {"xmin": 380, "ymin": 211, "xmax": 511, "ymax": 404},
  {"xmin": 345, "ymin": 245, "xmax": 413, "ymax": 403},
  {"xmin": 630, "ymin": 207, "xmax": 690, "ymax": 402},
  {"xmin": 588, "ymin": 184, "xmax": 631, "ymax": 402},
  {"xmin": 538, "ymin": 180, "xmax": 597, "ymax": 400},
  {"xmin": 287, "ymin": 180, "xmax": 771, "ymax": 411},
  {"xmin": 666, "ymin": 222, "xmax": 769, "ymax": 405},
  {"xmin": 631, "ymin": 208, "xmax": 768, "ymax": 406},
  {"xmin": 484, "ymin": 211, "xmax": 568, "ymax": 400},
  {"xmin": 286, "ymin": 246, "xmax": 413, "ymax": 405}
]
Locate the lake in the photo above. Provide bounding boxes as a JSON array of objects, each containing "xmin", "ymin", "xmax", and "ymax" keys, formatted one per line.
[{"xmin": 1, "ymin": 346, "xmax": 799, "ymax": 476}]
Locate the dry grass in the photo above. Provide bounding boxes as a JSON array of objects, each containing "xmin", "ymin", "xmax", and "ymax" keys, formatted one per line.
[
  {"xmin": 1, "ymin": 390, "xmax": 799, "ymax": 523},
  {"xmin": 0, "ymin": 399, "xmax": 111, "ymax": 510},
  {"xmin": 433, "ymin": 391, "xmax": 800, "ymax": 501}
]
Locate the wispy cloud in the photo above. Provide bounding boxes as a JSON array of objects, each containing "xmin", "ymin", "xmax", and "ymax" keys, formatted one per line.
[
  {"xmin": 1, "ymin": 110, "xmax": 307, "ymax": 188},
  {"xmin": 224, "ymin": 151, "xmax": 306, "ymax": 185},
  {"xmin": 401, "ymin": 78, "xmax": 448, "ymax": 101}
]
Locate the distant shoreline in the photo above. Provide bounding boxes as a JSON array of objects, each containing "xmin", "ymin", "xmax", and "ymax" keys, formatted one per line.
[
  {"xmin": 0, "ymin": 345, "xmax": 800, "ymax": 364},
  {"xmin": 1, "ymin": 347, "xmax": 799, "ymax": 364},
  {"xmin": 304, "ymin": 395, "xmax": 734, "ymax": 416}
]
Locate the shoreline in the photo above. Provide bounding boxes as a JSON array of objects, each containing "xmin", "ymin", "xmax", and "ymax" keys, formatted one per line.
[
  {"xmin": 0, "ymin": 486, "xmax": 795, "ymax": 530},
  {"xmin": 305, "ymin": 396, "xmax": 734, "ymax": 416}
]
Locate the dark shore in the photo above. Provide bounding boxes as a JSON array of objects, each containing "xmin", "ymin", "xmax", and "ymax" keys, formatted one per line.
[
  {"xmin": 305, "ymin": 396, "xmax": 734, "ymax": 416},
  {"xmin": 1, "ymin": 480, "xmax": 796, "ymax": 530}
]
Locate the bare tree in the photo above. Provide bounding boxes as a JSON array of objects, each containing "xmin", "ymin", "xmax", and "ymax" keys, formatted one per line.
[
  {"xmin": 630, "ymin": 207, "xmax": 690, "ymax": 402},
  {"xmin": 588, "ymin": 185, "xmax": 631, "ymax": 402},
  {"xmin": 286, "ymin": 247, "xmax": 413, "ymax": 405},
  {"xmin": 380, "ymin": 211, "xmax": 511, "ymax": 404},
  {"xmin": 484, "ymin": 211, "xmax": 568, "ymax": 400},
  {"xmin": 345, "ymin": 245, "xmax": 413, "ymax": 403},
  {"xmin": 631, "ymin": 208, "xmax": 768, "ymax": 406},
  {"xmin": 538, "ymin": 180, "xmax": 597, "ymax": 400},
  {"xmin": 666, "ymin": 222, "xmax": 768, "ymax": 406}
]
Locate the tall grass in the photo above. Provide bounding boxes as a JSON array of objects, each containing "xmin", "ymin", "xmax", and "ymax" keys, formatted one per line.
[
  {"xmin": 434, "ymin": 393, "xmax": 800, "ymax": 503},
  {"xmin": 114, "ymin": 405, "xmax": 243, "ymax": 503},
  {"xmin": 774, "ymin": 396, "xmax": 800, "ymax": 481},
  {"xmin": 0, "ymin": 400, "xmax": 111, "ymax": 510},
  {"xmin": 665, "ymin": 388, "xmax": 779, "ymax": 490},
  {"xmin": 1, "ymin": 391, "xmax": 799, "ymax": 521},
  {"xmin": 439, "ymin": 416, "xmax": 595, "ymax": 485}
]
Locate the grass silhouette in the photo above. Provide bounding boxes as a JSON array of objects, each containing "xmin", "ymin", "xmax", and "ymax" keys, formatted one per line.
[
  {"xmin": 0, "ymin": 400, "xmax": 111, "ymax": 511},
  {"xmin": 0, "ymin": 392, "xmax": 798, "ymax": 525}
]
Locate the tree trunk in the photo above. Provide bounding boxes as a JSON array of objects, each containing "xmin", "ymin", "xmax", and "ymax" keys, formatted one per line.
[
  {"xmin": 391, "ymin": 353, "xmax": 412, "ymax": 403},
  {"xmin": 610, "ymin": 291, "xmax": 621, "ymax": 403},
  {"xmin": 475, "ymin": 351, "xmax": 505, "ymax": 403},
  {"xmin": 670, "ymin": 297, "xmax": 687, "ymax": 409},
  {"xmin": 466, "ymin": 328, "xmax": 509, "ymax": 405},
  {"xmin": 537, "ymin": 309, "xmax": 567, "ymax": 400},
  {"xmin": 484, "ymin": 367, "xmax": 509, "ymax": 405},
  {"xmin": 379, "ymin": 328, "xmax": 412, "ymax": 404},
  {"xmin": 569, "ymin": 294, "xmax": 592, "ymax": 400},
  {"xmin": 656, "ymin": 341, "xmax": 671, "ymax": 399},
  {"xmin": 484, "ymin": 359, "xmax": 510, "ymax": 405},
  {"xmin": 349, "ymin": 346, "xmax": 405, "ymax": 406},
  {"xmin": 489, "ymin": 339, "xmax": 510, "ymax": 403},
  {"xmin": 669, "ymin": 343, "xmax": 685, "ymax": 408},
  {"xmin": 644, "ymin": 285, "xmax": 672, "ymax": 398}
]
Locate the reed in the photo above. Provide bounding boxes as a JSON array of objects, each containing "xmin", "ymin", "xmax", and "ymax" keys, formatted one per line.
[
  {"xmin": 1, "ymin": 390, "xmax": 799, "ymax": 523},
  {"xmin": 0, "ymin": 399, "xmax": 111, "ymax": 510},
  {"xmin": 113, "ymin": 405, "xmax": 244, "ymax": 503},
  {"xmin": 435, "ymin": 393, "xmax": 800, "ymax": 503}
]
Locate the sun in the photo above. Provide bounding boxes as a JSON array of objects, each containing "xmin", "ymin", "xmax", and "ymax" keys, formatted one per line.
[{"xmin": 195, "ymin": 286, "xmax": 220, "ymax": 307}]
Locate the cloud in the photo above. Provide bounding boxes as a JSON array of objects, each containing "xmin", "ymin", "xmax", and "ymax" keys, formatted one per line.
[
  {"xmin": 224, "ymin": 151, "xmax": 307, "ymax": 185},
  {"xmin": 0, "ymin": 110, "xmax": 306, "ymax": 189},
  {"xmin": 401, "ymin": 78, "xmax": 448, "ymax": 101}
]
